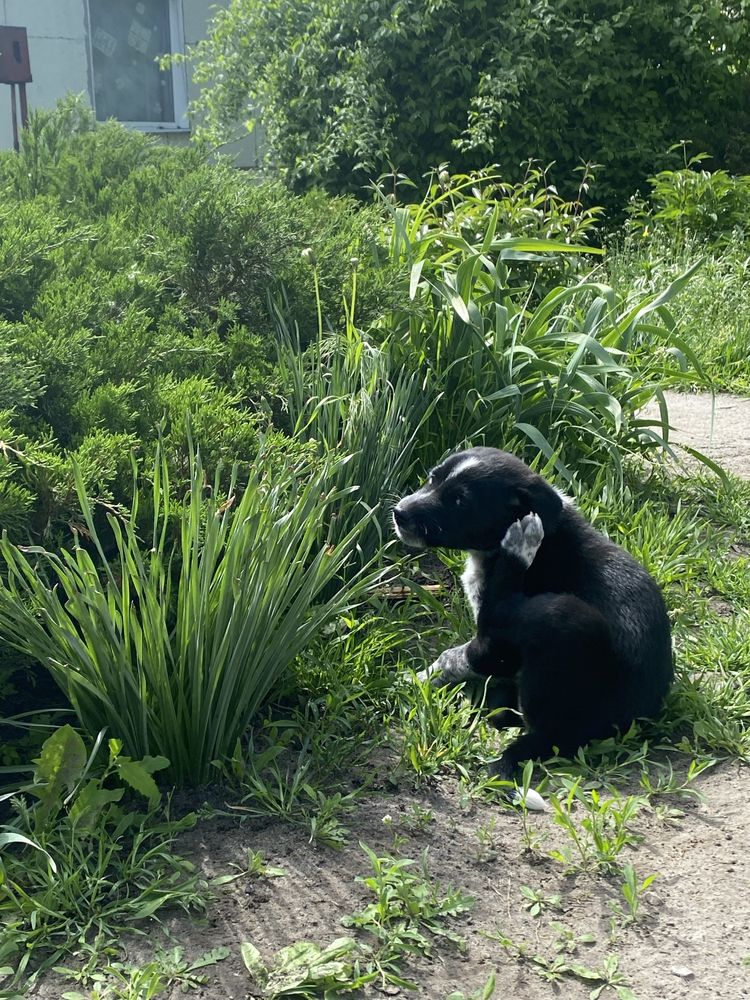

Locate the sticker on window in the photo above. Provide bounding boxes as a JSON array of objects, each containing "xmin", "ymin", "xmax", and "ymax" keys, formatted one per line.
[
  {"xmin": 92, "ymin": 26, "xmax": 117, "ymax": 58},
  {"xmin": 128, "ymin": 20, "xmax": 152, "ymax": 54}
]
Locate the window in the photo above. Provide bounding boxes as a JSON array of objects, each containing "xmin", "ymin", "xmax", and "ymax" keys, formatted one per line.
[{"xmin": 88, "ymin": 0, "xmax": 187, "ymax": 128}]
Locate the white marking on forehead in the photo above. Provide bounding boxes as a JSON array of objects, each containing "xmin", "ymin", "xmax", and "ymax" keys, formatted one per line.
[{"xmin": 445, "ymin": 456, "xmax": 482, "ymax": 481}]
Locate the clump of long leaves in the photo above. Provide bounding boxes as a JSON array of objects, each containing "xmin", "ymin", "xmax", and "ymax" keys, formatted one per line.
[
  {"xmin": 275, "ymin": 289, "xmax": 436, "ymax": 565},
  {"xmin": 374, "ymin": 170, "xmax": 707, "ymax": 483},
  {"xmin": 0, "ymin": 445, "xmax": 382, "ymax": 784}
]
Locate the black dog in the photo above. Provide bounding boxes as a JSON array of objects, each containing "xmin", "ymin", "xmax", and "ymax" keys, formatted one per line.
[{"xmin": 393, "ymin": 447, "xmax": 673, "ymax": 782}]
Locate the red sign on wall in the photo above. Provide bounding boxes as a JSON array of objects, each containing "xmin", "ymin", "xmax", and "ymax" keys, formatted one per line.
[{"xmin": 0, "ymin": 26, "xmax": 32, "ymax": 84}]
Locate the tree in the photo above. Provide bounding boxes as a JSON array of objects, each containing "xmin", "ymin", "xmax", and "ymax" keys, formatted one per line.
[{"xmin": 185, "ymin": 0, "xmax": 750, "ymax": 210}]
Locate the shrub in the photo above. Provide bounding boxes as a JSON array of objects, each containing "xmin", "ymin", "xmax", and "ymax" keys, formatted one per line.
[
  {"xmin": 628, "ymin": 148, "xmax": 750, "ymax": 246},
  {"xmin": 0, "ymin": 102, "xmax": 394, "ymax": 542},
  {"xmin": 370, "ymin": 171, "xmax": 702, "ymax": 482},
  {"xmin": 184, "ymin": 0, "xmax": 750, "ymax": 209}
]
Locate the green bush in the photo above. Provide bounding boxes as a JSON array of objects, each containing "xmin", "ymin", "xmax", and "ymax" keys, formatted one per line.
[
  {"xmin": 368, "ymin": 172, "xmax": 700, "ymax": 482},
  {"xmin": 0, "ymin": 101, "xmax": 393, "ymax": 542},
  {"xmin": 628, "ymin": 148, "xmax": 750, "ymax": 246},
  {"xmin": 184, "ymin": 0, "xmax": 750, "ymax": 209}
]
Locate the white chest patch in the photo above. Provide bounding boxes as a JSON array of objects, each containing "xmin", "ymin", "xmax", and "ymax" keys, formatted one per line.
[{"xmin": 461, "ymin": 553, "xmax": 484, "ymax": 622}]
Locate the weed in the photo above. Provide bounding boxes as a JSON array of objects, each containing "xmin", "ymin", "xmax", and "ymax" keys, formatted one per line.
[
  {"xmin": 507, "ymin": 760, "xmax": 550, "ymax": 855},
  {"xmin": 396, "ymin": 675, "xmax": 491, "ymax": 782},
  {"xmin": 380, "ymin": 803, "xmax": 436, "ymax": 854},
  {"xmin": 548, "ymin": 780, "xmax": 645, "ymax": 874},
  {"xmin": 486, "ymin": 931, "xmax": 571, "ymax": 984},
  {"xmin": 542, "ymin": 732, "xmax": 650, "ymax": 790},
  {"xmin": 342, "ymin": 842, "xmax": 474, "ymax": 984},
  {"xmin": 488, "ymin": 930, "xmax": 637, "ymax": 998},
  {"xmin": 241, "ymin": 937, "xmax": 374, "ymax": 999},
  {"xmin": 211, "ymin": 850, "xmax": 286, "ymax": 887},
  {"xmin": 520, "ymin": 885, "xmax": 562, "ymax": 918},
  {"xmin": 401, "ymin": 803, "xmax": 436, "ymax": 833},
  {"xmin": 228, "ymin": 730, "xmax": 358, "ymax": 850},
  {"xmin": 611, "ymin": 864, "xmax": 659, "ymax": 928},
  {"xmin": 446, "ymin": 973, "xmax": 497, "ymax": 1000},
  {"xmin": 380, "ymin": 814, "xmax": 408, "ymax": 854},
  {"xmin": 473, "ymin": 817, "xmax": 501, "ymax": 862},
  {"xmin": 550, "ymin": 923, "xmax": 596, "ymax": 955},
  {"xmin": 59, "ymin": 946, "xmax": 230, "ymax": 999},
  {"xmin": 638, "ymin": 758, "xmax": 713, "ymax": 803},
  {"xmin": 568, "ymin": 954, "xmax": 638, "ymax": 999},
  {"xmin": 650, "ymin": 803, "xmax": 687, "ymax": 826},
  {"xmin": 305, "ymin": 791, "xmax": 353, "ymax": 849},
  {"xmin": 0, "ymin": 727, "xmax": 207, "ymax": 989}
]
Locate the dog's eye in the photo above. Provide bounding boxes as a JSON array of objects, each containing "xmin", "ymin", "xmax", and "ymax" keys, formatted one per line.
[{"xmin": 454, "ymin": 494, "xmax": 463, "ymax": 507}]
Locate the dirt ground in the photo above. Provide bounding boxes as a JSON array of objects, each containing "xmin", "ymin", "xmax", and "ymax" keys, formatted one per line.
[
  {"xmin": 641, "ymin": 390, "xmax": 750, "ymax": 479},
  {"xmin": 31, "ymin": 758, "xmax": 750, "ymax": 1000},
  {"xmin": 29, "ymin": 391, "xmax": 750, "ymax": 1000}
]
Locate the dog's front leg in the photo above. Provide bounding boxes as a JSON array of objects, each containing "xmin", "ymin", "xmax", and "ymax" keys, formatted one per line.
[
  {"xmin": 416, "ymin": 642, "xmax": 478, "ymax": 685},
  {"xmin": 416, "ymin": 632, "xmax": 502, "ymax": 685}
]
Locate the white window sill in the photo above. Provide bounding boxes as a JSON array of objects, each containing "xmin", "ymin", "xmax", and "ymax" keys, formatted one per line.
[{"xmin": 122, "ymin": 123, "xmax": 191, "ymax": 133}]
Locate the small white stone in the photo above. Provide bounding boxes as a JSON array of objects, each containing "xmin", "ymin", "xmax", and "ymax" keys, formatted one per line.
[{"xmin": 670, "ymin": 966, "xmax": 695, "ymax": 980}]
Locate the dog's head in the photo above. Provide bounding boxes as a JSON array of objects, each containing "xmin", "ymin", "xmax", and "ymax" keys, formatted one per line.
[{"xmin": 393, "ymin": 447, "xmax": 563, "ymax": 551}]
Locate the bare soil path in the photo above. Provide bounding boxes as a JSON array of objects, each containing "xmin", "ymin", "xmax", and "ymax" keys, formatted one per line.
[{"xmin": 642, "ymin": 390, "xmax": 750, "ymax": 478}]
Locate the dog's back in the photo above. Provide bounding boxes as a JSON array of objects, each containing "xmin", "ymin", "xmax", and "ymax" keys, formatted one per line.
[{"xmin": 522, "ymin": 504, "xmax": 673, "ymax": 722}]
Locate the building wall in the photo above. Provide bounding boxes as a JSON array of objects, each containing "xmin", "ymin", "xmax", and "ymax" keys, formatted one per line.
[
  {"xmin": 0, "ymin": 0, "xmax": 90, "ymax": 151},
  {"xmin": 181, "ymin": 0, "xmax": 263, "ymax": 167},
  {"xmin": 0, "ymin": 0, "xmax": 262, "ymax": 166}
]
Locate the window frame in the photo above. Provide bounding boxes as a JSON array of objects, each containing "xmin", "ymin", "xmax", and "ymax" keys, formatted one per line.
[{"xmin": 86, "ymin": 0, "xmax": 189, "ymax": 132}]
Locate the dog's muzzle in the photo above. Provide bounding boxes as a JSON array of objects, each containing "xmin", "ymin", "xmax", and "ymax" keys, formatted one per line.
[{"xmin": 392, "ymin": 503, "xmax": 427, "ymax": 549}]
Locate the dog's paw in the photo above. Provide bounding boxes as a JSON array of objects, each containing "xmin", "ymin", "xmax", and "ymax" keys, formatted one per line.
[
  {"xmin": 414, "ymin": 661, "xmax": 444, "ymax": 685},
  {"xmin": 486, "ymin": 757, "xmax": 547, "ymax": 811},
  {"xmin": 501, "ymin": 512, "xmax": 544, "ymax": 568}
]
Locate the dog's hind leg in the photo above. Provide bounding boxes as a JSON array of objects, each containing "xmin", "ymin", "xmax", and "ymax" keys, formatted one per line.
[
  {"xmin": 480, "ymin": 678, "xmax": 521, "ymax": 730},
  {"xmin": 487, "ymin": 730, "xmax": 570, "ymax": 783}
]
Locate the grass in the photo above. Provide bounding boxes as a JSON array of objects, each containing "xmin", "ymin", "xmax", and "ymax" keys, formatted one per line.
[
  {"xmin": 606, "ymin": 233, "xmax": 750, "ymax": 392},
  {"xmin": 6, "ymin": 457, "xmax": 747, "ymax": 996},
  {"xmin": 0, "ymin": 728, "xmax": 208, "ymax": 990}
]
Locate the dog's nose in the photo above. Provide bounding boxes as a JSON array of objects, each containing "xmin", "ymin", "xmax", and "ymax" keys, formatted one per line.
[{"xmin": 393, "ymin": 505, "xmax": 407, "ymax": 526}]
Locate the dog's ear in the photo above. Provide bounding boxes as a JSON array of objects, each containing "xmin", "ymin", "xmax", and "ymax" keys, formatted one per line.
[{"xmin": 517, "ymin": 478, "xmax": 564, "ymax": 533}]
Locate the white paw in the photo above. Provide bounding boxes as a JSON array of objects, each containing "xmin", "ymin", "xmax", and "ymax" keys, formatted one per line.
[
  {"xmin": 508, "ymin": 787, "xmax": 547, "ymax": 812},
  {"xmin": 501, "ymin": 512, "xmax": 544, "ymax": 568},
  {"xmin": 415, "ymin": 661, "xmax": 441, "ymax": 683}
]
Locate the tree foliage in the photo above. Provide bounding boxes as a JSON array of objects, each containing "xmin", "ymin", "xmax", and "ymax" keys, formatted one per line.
[{"xmin": 186, "ymin": 0, "xmax": 750, "ymax": 208}]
